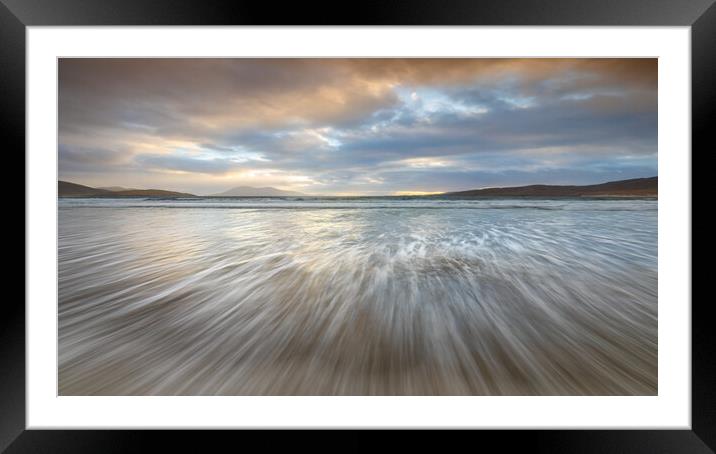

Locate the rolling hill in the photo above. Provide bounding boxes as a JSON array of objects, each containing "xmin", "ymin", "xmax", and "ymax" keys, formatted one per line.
[
  {"xmin": 59, "ymin": 181, "xmax": 112, "ymax": 197},
  {"xmin": 443, "ymin": 177, "xmax": 657, "ymax": 197},
  {"xmin": 210, "ymin": 186, "xmax": 305, "ymax": 197},
  {"xmin": 97, "ymin": 186, "xmax": 138, "ymax": 192},
  {"xmin": 59, "ymin": 181, "xmax": 195, "ymax": 198}
]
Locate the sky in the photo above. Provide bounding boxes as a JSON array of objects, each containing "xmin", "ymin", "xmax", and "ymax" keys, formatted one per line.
[{"xmin": 58, "ymin": 58, "xmax": 657, "ymax": 196}]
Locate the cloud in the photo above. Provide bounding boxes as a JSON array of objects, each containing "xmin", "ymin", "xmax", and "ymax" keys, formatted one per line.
[
  {"xmin": 59, "ymin": 144, "xmax": 132, "ymax": 174},
  {"xmin": 58, "ymin": 58, "xmax": 657, "ymax": 195},
  {"xmin": 133, "ymin": 154, "xmax": 241, "ymax": 175}
]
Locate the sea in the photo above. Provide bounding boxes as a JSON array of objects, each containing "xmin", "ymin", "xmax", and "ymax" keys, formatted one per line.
[{"xmin": 58, "ymin": 196, "xmax": 657, "ymax": 395}]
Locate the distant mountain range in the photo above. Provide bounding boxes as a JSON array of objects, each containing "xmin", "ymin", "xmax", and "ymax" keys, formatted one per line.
[
  {"xmin": 59, "ymin": 177, "xmax": 657, "ymax": 198},
  {"xmin": 97, "ymin": 186, "xmax": 138, "ymax": 192},
  {"xmin": 59, "ymin": 181, "xmax": 305, "ymax": 198},
  {"xmin": 443, "ymin": 177, "xmax": 657, "ymax": 197},
  {"xmin": 59, "ymin": 181, "xmax": 195, "ymax": 198},
  {"xmin": 210, "ymin": 186, "xmax": 305, "ymax": 197}
]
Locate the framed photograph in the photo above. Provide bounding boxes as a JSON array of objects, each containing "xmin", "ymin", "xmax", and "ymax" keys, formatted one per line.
[{"xmin": 8, "ymin": 0, "xmax": 709, "ymax": 449}]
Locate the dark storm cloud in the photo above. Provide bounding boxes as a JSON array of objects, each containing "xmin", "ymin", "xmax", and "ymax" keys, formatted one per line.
[{"xmin": 58, "ymin": 58, "xmax": 657, "ymax": 195}]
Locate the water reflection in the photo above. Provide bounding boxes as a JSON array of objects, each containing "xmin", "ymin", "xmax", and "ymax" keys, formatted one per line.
[{"xmin": 59, "ymin": 198, "xmax": 657, "ymax": 395}]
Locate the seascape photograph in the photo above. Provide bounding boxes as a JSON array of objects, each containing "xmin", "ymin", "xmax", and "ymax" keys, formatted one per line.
[{"xmin": 58, "ymin": 58, "xmax": 657, "ymax": 396}]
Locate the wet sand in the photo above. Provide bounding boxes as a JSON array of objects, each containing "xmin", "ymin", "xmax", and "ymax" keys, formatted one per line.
[{"xmin": 59, "ymin": 197, "xmax": 657, "ymax": 395}]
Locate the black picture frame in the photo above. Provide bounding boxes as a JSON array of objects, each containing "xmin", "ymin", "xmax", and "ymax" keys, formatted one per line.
[{"xmin": 5, "ymin": 0, "xmax": 709, "ymax": 450}]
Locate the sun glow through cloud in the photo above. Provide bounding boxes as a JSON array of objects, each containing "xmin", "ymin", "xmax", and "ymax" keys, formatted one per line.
[{"xmin": 59, "ymin": 58, "xmax": 657, "ymax": 195}]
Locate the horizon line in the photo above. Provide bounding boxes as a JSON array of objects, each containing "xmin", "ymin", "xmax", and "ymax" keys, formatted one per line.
[{"xmin": 58, "ymin": 175, "xmax": 658, "ymax": 197}]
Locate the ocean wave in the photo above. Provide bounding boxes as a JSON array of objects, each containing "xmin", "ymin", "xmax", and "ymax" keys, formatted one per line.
[
  {"xmin": 58, "ymin": 199, "xmax": 657, "ymax": 395},
  {"xmin": 59, "ymin": 197, "xmax": 657, "ymax": 212}
]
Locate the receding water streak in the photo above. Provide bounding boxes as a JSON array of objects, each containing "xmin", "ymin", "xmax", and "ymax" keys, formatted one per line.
[{"xmin": 59, "ymin": 197, "xmax": 657, "ymax": 395}]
